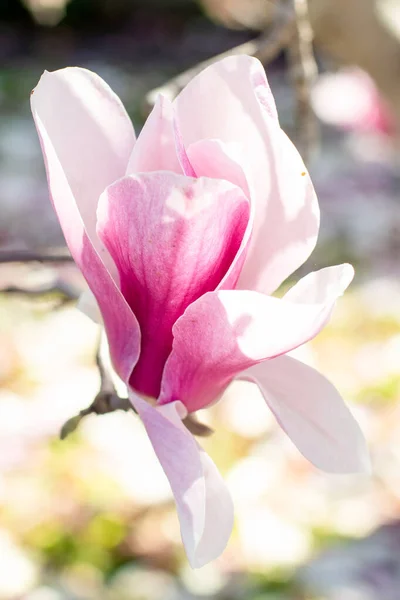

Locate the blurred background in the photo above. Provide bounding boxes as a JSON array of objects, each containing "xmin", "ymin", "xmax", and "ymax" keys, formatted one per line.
[{"xmin": 1, "ymin": 0, "xmax": 400, "ymax": 598}]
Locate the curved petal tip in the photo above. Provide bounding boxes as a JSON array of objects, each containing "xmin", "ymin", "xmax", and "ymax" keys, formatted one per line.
[
  {"xmin": 242, "ymin": 355, "xmax": 370, "ymax": 475},
  {"xmin": 130, "ymin": 394, "xmax": 234, "ymax": 567}
]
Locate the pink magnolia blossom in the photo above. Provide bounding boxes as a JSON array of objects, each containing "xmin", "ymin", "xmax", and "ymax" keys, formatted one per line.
[
  {"xmin": 312, "ymin": 68, "xmax": 394, "ymax": 136},
  {"xmin": 31, "ymin": 55, "xmax": 369, "ymax": 568}
]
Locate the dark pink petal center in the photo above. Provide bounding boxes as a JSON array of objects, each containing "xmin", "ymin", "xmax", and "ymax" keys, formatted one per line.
[{"xmin": 97, "ymin": 172, "xmax": 249, "ymax": 398}]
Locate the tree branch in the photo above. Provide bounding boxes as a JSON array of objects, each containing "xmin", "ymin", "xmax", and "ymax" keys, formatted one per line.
[
  {"xmin": 0, "ymin": 248, "xmax": 73, "ymax": 264},
  {"xmin": 287, "ymin": 0, "xmax": 319, "ymax": 160},
  {"xmin": 60, "ymin": 334, "xmax": 132, "ymax": 439},
  {"xmin": 144, "ymin": 1, "xmax": 295, "ymax": 112},
  {"xmin": 0, "ymin": 248, "xmax": 78, "ymax": 305},
  {"xmin": 144, "ymin": 0, "xmax": 318, "ymax": 159},
  {"xmin": 60, "ymin": 390, "xmax": 213, "ymax": 439},
  {"xmin": 60, "ymin": 392, "xmax": 132, "ymax": 440},
  {"xmin": 60, "ymin": 334, "xmax": 214, "ymax": 439}
]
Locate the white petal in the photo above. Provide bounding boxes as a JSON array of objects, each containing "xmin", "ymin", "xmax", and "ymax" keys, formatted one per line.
[
  {"xmin": 130, "ymin": 394, "xmax": 234, "ymax": 567},
  {"xmin": 31, "ymin": 67, "xmax": 135, "ymax": 278},
  {"xmin": 242, "ymin": 355, "xmax": 370, "ymax": 473}
]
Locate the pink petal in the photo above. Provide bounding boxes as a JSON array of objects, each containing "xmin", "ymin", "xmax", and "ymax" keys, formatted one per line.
[
  {"xmin": 159, "ymin": 264, "xmax": 353, "ymax": 412},
  {"xmin": 175, "ymin": 55, "xmax": 278, "ymax": 147},
  {"xmin": 97, "ymin": 172, "xmax": 250, "ymax": 398},
  {"xmin": 31, "ymin": 68, "xmax": 136, "ymax": 280},
  {"xmin": 130, "ymin": 394, "xmax": 234, "ymax": 568},
  {"xmin": 283, "ymin": 263, "xmax": 354, "ymax": 303},
  {"xmin": 187, "ymin": 139, "xmax": 253, "ymax": 291},
  {"xmin": 173, "ymin": 113, "xmax": 197, "ymax": 177},
  {"xmin": 174, "ymin": 55, "xmax": 319, "ymax": 294},
  {"xmin": 237, "ymin": 131, "xmax": 319, "ymax": 294},
  {"xmin": 187, "ymin": 138, "xmax": 250, "ymax": 197},
  {"xmin": 241, "ymin": 355, "xmax": 370, "ymax": 473},
  {"xmin": 31, "ymin": 71, "xmax": 141, "ymax": 383},
  {"xmin": 126, "ymin": 94, "xmax": 183, "ymax": 175}
]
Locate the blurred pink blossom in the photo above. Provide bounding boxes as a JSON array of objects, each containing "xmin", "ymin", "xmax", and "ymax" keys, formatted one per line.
[
  {"xmin": 312, "ymin": 68, "xmax": 395, "ymax": 136},
  {"xmin": 31, "ymin": 55, "xmax": 368, "ymax": 567}
]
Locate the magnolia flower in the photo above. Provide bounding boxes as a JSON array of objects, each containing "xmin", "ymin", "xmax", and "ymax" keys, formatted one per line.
[
  {"xmin": 312, "ymin": 68, "xmax": 394, "ymax": 136},
  {"xmin": 31, "ymin": 55, "xmax": 369, "ymax": 568}
]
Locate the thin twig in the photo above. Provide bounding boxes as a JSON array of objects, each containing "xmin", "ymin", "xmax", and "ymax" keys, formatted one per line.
[
  {"xmin": 144, "ymin": 2, "xmax": 295, "ymax": 112},
  {"xmin": 60, "ymin": 333, "xmax": 215, "ymax": 439},
  {"xmin": 182, "ymin": 415, "xmax": 214, "ymax": 437},
  {"xmin": 287, "ymin": 0, "xmax": 318, "ymax": 161},
  {"xmin": 0, "ymin": 248, "xmax": 73, "ymax": 264},
  {"xmin": 60, "ymin": 334, "xmax": 213, "ymax": 438},
  {"xmin": 0, "ymin": 251, "xmax": 212, "ymax": 437},
  {"xmin": 60, "ymin": 392, "xmax": 132, "ymax": 440},
  {"xmin": 60, "ymin": 394, "xmax": 214, "ymax": 439},
  {"xmin": 60, "ymin": 334, "xmax": 132, "ymax": 439}
]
